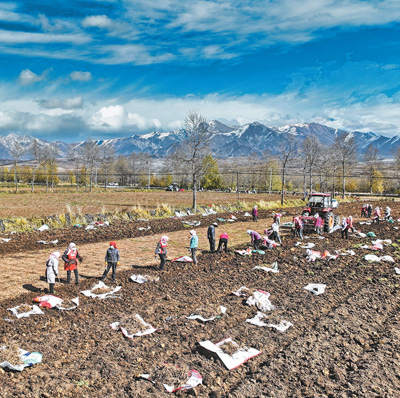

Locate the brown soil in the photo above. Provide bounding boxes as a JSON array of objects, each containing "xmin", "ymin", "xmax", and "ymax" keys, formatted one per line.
[
  {"xmin": 91, "ymin": 287, "xmax": 113, "ymax": 295},
  {"xmin": 219, "ymin": 341, "xmax": 242, "ymax": 356},
  {"xmin": 0, "ymin": 190, "xmax": 284, "ymax": 218},
  {"xmin": 17, "ymin": 304, "xmax": 33, "ymax": 313},
  {"xmin": 120, "ymin": 317, "xmax": 151, "ymax": 334},
  {"xmin": 0, "ymin": 200, "xmax": 400, "ymax": 397},
  {"xmin": 0, "ymin": 344, "xmax": 23, "ymax": 366},
  {"xmin": 150, "ymin": 363, "xmax": 189, "ymax": 386},
  {"xmin": 192, "ymin": 304, "xmax": 224, "ymax": 319}
]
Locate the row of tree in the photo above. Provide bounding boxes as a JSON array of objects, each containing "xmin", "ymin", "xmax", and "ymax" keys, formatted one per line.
[{"xmin": 2, "ymin": 110, "xmax": 400, "ymax": 208}]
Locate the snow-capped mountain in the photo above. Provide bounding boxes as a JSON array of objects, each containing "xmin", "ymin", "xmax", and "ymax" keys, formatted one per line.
[{"xmin": 0, "ymin": 121, "xmax": 399, "ymax": 160}]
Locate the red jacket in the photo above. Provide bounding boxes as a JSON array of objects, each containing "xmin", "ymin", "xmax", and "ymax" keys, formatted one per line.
[
  {"xmin": 62, "ymin": 249, "xmax": 82, "ymax": 271},
  {"xmin": 220, "ymin": 233, "xmax": 229, "ymax": 240}
]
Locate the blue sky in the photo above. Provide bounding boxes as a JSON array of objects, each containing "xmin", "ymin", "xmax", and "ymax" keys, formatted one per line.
[{"xmin": 1, "ymin": 0, "xmax": 400, "ymax": 142}]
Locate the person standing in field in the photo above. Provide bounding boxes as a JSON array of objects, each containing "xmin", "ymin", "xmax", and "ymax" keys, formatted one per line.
[
  {"xmin": 155, "ymin": 235, "xmax": 169, "ymax": 271},
  {"xmin": 101, "ymin": 241, "xmax": 120, "ymax": 283},
  {"xmin": 207, "ymin": 222, "xmax": 218, "ymax": 253},
  {"xmin": 252, "ymin": 205, "xmax": 258, "ymax": 222},
  {"xmin": 385, "ymin": 206, "xmax": 391, "ymax": 221},
  {"xmin": 292, "ymin": 216, "xmax": 303, "ymax": 240},
  {"xmin": 341, "ymin": 217, "xmax": 349, "ymax": 239},
  {"xmin": 62, "ymin": 242, "xmax": 83, "ymax": 285},
  {"xmin": 46, "ymin": 251, "xmax": 60, "ymax": 294},
  {"xmin": 273, "ymin": 212, "xmax": 282, "ymax": 225},
  {"xmin": 189, "ymin": 230, "xmax": 198, "ymax": 265},
  {"xmin": 216, "ymin": 232, "xmax": 229, "ymax": 253},
  {"xmin": 315, "ymin": 214, "xmax": 323, "ymax": 235}
]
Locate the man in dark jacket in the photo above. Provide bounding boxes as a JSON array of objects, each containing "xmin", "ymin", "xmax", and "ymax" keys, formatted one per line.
[
  {"xmin": 101, "ymin": 241, "xmax": 120, "ymax": 283},
  {"xmin": 207, "ymin": 222, "xmax": 218, "ymax": 252}
]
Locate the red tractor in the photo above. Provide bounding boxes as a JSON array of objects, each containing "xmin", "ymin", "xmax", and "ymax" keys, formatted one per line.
[{"xmin": 301, "ymin": 193, "xmax": 340, "ymax": 232}]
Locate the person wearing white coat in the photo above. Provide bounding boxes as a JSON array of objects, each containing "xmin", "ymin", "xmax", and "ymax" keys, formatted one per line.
[{"xmin": 46, "ymin": 252, "xmax": 60, "ymax": 294}]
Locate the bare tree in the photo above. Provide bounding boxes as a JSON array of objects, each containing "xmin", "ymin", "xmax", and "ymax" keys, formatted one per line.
[
  {"xmin": 278, "ymin": 135, "xmax": 298, "ymax": 205},
  {"xmin": 9, "ymin": 142, "xmax": 26, "ymax": 193},
  {"xmin": 393, "ymin": 146, "xmax": 400, "ymax": 193},
  {"xmin": 302, "ymin": 135, "xmax": 321, "ymax": 192},
  {"xmin": 30, "ymin": 139, "xmax": 44, "ymax": 192},
  {"xmin": 99, "ymin": 145, "xmax": 116, "ymax": 190},
  {"xmin": 171, "ymin": 110, "xmax": 211, "ymax": 210},
  {"xmin": 364, "ymin": 144, "xmax": 381, "ymax": 193},
  {"xmin": 332, "ymin": 132, "xmax": 357, "ymax": 199},
  {"xmin": 43, "ymin": 144, "xmax": 59, "ymax": 192},
  {"xmin": 81, "ymin": 139, "xmax": 101, "ymax": 191},
  {"xmin": 114, "ymin": 155, "xmax": 130, "ymax": 186},
  {"xmin": 67, "ymin": 146, "xmax": 83, "ymax": 191}
]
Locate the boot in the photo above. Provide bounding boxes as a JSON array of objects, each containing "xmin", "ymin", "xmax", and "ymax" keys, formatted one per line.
[
  {"xmin": 49, "ymin": 283, "xmax": 54, "ymax": 294},
  {"xmin": 74, "ymin": 269, "xmax": 79, "ymax": 285},
  {"xmin": 66, "ymin": 271, "xmax": 71, "ymax": 284}
]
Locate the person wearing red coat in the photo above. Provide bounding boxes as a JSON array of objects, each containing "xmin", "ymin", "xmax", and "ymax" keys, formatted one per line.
[
  {"xmin": 216, "ymin": 232, "xmax": 229, "ymax": 253},
  {"xmin": 62, "ymin": 242, "xmax": 83, "ymax": 285}
]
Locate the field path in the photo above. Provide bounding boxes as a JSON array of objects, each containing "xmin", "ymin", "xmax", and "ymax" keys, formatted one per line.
[{"xmin": 1, "ymin": 219, "xmax": 278, "ymax": 301}]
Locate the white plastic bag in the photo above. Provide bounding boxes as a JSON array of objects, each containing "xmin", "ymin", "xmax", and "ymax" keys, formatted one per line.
[
  {"xmin": 304, "ymin": 284, "xmax": 326, "ymax": 295},
  {"xmin": 246, "ymin": 290, "xmax": 275, "ymax": 311}
]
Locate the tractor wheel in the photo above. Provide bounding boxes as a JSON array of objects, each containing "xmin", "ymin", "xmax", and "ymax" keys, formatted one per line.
[
  {"xmin": 302, "ymin": 211, "xmax": 310, "ymax": 217},
  {"xmin": 324, "ymin": 211, "xmax": 334, "ymax": 232},
  {"xmin": 334, "ymin": 215, "xmax": 340, "ymax": 226}
]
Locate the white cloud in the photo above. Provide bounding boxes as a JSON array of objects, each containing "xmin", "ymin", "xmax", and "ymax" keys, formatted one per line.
[
  {"xmin": 82, "ymin": 15, "xmax": 113, "ymax": 29},
  {"xmin": 69, "ymin": 71, "xmax": 92, "ymax": 81},
  {"xmin": 0, "ymin": 29, "xmax": 90, "ymax": 44},
  {"xmin": 89, "ymin": 105, "xmax": 162, "ymax": 131},
  {"xmin": 18, "ymin": 69, "xmax": 45, "ymax": 86},
  {"xmin": 96, "ymin": 44, "xmax": 175, "ymax": 65},
  {"xmin": 37, "ymin": 96, "xmax": 84, "ymax": 110}
]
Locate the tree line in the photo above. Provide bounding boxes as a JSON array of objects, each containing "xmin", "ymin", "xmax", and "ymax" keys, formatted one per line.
[{"xmin": 2, "ymin": 111, "xmax": 400, "ymax": 208}]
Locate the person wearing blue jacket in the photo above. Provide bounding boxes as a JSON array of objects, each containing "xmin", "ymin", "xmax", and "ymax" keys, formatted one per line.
[
  {"xmin": 100, "ymin": 241, "xmax": 120, "ymax": 283},
  {"xmin": 189, "ymin": 230, "xmax": 198, "ymax": 265}
]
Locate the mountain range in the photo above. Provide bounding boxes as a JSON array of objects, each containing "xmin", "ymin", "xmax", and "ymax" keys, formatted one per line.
[{"xmin": 0, "ymin": 121, "xmax": 399, "ymax": 160}]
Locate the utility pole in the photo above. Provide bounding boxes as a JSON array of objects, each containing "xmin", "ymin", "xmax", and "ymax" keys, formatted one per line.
[
  {"xmin": 147, "ymin": 162, "xmax": 150, "ymax": 190},
  {"xmin": 269, "ymin": 170, "xmax": 272, "ymax": 194},
  {"xmin": 237, "ymin": 171, "xmax": 240, "ymax": 202}
]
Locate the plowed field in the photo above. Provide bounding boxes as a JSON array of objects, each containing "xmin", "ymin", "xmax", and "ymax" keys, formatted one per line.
[{"xmin": 1, "ymin": 201, "xmax": 400, "ymax": 397}]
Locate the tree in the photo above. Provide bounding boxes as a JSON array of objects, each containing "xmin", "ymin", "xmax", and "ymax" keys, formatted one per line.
[
  {"xmin": 201, "ymin": 155, "xmax": 223, "ymax": 189},
  {"xmin": 30, "ymin": 139, "xmax": 45, "ymax": 192},
  {"xmin": 277, "ymin": 135, "xmax": 298, "ymax": 205},
  {"xmin": 364, "ymin": 144, "xmax": 381, "ymax": 193},
  {"xmin": 371, "ymin": 170, "xmax": 384, "ymax": 193},
  {"xmin": 9, "ymin": 142, "xmax": 26, "ymax": 193},
  {"xmin": 171, "ymin": 110, "xmax": 211, "ymax": 210},
  {"xmin": 67, "ymin": 146, "xmax": 83, "ymax": 191},
  {"xmin": 114, "ymin": 156, "xmax": 130, "ymax": 186},
  {"xmin": 99, "ymin": 145, "xmax": 116, "ymax": 190},
  {"xmin": 332, "ymin": 132, "xmax": 357, "ymax": 199},
  {"xmin": 302, "ymin": 135, "xmax": 321, "ymax": 192},
  {"xmin": 81, "ymin": 139, "xmax": 101, "ymax": 191},
  {"xmin": 43, "ymin": 144, "xmax": 59, "ymax": 192}
]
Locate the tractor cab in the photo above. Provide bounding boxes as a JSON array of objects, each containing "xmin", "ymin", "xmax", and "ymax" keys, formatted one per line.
[
  {"xmin": 303, "ymin": 193, "xmax": 333, "ymax": 216},
  {"xmin": 301, "ymin": 193, "xmax": 339, "ymax": 232}
]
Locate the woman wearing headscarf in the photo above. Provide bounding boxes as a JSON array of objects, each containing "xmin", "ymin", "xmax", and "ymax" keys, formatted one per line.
[
  {"xmin": 46, "ymin": 251, "xmax": 60, "ymax": 294},
  {"xmin": 101, "ymin": 241, "xmax": 120, "ymax": 283},
  {"xmin": 155, "ymin": 236, "xmax": 169, "ymax": 271},
  {"xmin": 189, "ymin": 230, "xmax": 198, "ymax": 265},
  {"xmin": 252, "ymin": 205, "xmax": 258, "ymax": 222},
  {"xmin": 62, "ymin": 242, "xmax": 83, "ymax": 285}
]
